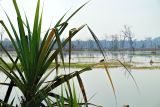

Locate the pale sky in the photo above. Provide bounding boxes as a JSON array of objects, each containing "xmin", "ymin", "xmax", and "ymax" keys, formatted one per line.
[{"xmin": 0, "ymin": 0, "xmax": 160, "ymax": 40}]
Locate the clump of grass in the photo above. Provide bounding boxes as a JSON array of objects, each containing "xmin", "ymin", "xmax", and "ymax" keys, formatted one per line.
[{"xmin": 0, "ymin": 0, "xmax": 118, "ymax": 106}]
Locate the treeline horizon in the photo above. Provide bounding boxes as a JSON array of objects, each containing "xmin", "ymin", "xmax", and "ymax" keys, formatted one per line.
[{"xmin": 1, "ymin": 36, "xmax": 160, "ymax": 51}]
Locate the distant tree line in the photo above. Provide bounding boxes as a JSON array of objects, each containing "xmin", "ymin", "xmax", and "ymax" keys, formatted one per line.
[
  {"xmin": 1, "ymin": 36, "xmax": 160, "ymax": 51},
  {"xmin": 0, "ymin": 25, "xmax": 159, "ymax": 51}
]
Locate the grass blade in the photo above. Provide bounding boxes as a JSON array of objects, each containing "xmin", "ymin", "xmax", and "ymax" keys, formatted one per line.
[
  {"xmin": 55, "ymin": 29, "xmax": 65, "ymax": 70},
  {"xmin": 0, "ymin": 44, "xmax": 26, "ymax": 83},
  {"xmin": 87, "ymin": 25, "xmax": 118, "ymax": 106},
  {"xmin": 115, "ymin": 59, "xmax": 140, "ymax": 92},
  {"xmin": 87, "ymin": 26, "xmax": 106, "ymax": 59},
  {"xmin": 4, "ymin": 81, "xmax": 14, "ymax": 104},
  {"xmin": 0, "ymin": 21, "xmax": 19, "ymax": 57},
  {"xmin": 103, "ymin": 61, "xmax": 117, "ymax": 106},
  {"xmin": 13, "ymin": 0, "xmax": 30, "ymax": 81},
  {"xmin": 66, "ymin": 2, "xmax": 89, "ymax": 22},
  {"xmin": 76, "ymin": 72, "xmax": 88, "ymax": 106},
  {"xmin": 66, "ymin": 81, "xmax": 73, "ymax": 105}
]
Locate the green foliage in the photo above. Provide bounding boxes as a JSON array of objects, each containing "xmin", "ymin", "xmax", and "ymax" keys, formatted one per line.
[{"xmin": 0, "ymin": 0, "xmax": 122, "ymax": 107}]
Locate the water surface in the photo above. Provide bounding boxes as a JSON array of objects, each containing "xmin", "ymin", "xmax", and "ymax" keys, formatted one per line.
[
  {"xmin": 1, "ymin": 51, "xmax": 160, "ymax": 106},
  {"xmin": 0, "ymin": 68, "xmax": 160, "ymax": 107}
]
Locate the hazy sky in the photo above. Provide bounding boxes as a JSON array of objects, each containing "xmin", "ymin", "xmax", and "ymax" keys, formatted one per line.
[{"xmin": 0, "ymin": 0, "xmax": 159, "ymax": 40}]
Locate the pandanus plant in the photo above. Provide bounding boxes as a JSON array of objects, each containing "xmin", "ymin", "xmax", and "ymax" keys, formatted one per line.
[{"xmin": 0, "ymin": 0, "xmax": 122, "ymax": 106}]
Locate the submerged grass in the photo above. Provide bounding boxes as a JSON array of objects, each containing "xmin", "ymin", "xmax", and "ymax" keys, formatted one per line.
[{"xmin": 2, "ymin": 61, "xmax": 160, "ymax": 70}]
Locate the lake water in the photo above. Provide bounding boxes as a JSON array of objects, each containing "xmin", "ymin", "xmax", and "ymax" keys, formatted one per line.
[
  {"xmin": 0, "ymin": 68, "xmax": 160, "ymax": 107},
  {"xmin": 79, "ymin": 68, "xmax": 160, "ymax": 107},
  {"xmin": 0, "ymin": 51, "xmax": 160, "ymax": 107},
  {"xmin": 2, "ymin": 51, "xmax": 160, "ymax": 66}
]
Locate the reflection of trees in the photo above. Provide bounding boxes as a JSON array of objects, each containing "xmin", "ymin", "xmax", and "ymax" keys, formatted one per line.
[
  {"xmin": 111, "ymin": 51, "xmax": 118, "ymax": 59},
  {"xmin": 128, "ymin": 52, "xmax": 133, "ymax": 62}
]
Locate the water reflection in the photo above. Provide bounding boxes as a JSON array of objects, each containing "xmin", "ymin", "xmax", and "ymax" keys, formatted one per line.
[
  {"xmin": 71, "ymin": 68, "xmax": 160, "ymax": 107},
  {"xmin": 2, "ymin": 51, "xmax": 160, "ymax": 64},
  {"xmin": 0, "ymin": 68, "xmax": 160, "ymax": 107}
]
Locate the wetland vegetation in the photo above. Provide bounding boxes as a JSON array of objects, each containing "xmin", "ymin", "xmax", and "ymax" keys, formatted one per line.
[{"xmin": 0, "ymin": 0, "xmax": 159, "ymax": 107}]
